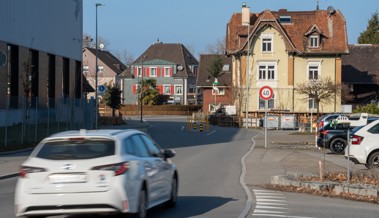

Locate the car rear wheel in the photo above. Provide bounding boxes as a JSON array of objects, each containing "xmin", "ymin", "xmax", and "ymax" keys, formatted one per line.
[
  {"xmin": 130, "ymin": 188, "xmax": 147, "ymax": 218},
  {"xmin": 366, "ymin": 152, "xmax": 379, "ymax": 169},
  {"xmin": 165, "ymin": 176, "xmax": 178, "ymax": 208},
  {"xmin": 329, "ymin": 138, "xmax": 347, "ymax": 154}
]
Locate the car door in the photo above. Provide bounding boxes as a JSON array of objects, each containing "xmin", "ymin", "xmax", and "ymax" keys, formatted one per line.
[
  {"xmin": 140, "ymin": 134, "xmax": 172, "ymax": 202},
  {"xmin": 130, "ymin": 134, "xmax": 162, "ymax": 204}
]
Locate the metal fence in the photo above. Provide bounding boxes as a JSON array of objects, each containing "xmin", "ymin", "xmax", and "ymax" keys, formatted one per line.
[{"xmin": 0, "ymin": 96, "xmax": 95, "ymax": 148}]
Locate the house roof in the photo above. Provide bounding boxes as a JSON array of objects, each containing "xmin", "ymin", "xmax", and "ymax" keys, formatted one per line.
[
  {"xmin": 82, "ymin": 76, "xmax": 95, "ymax": 92},
  {"xmin": 196, "ymin": 54, "xmax": 232, "ymax": 87},
  {"xmin": 226, "ymin": 8, "xmax": 349, "ymax": 55},
  {"xmin": 342, "ymin": 44, "xmax": 379, "ymax": 84},
  {"xmin": 85, "ymin": 47, "xmax": 127, "ymax": 75},
  {"xmin": 131, "ymin": 42, "xmax": 199, "ymax": 78}
]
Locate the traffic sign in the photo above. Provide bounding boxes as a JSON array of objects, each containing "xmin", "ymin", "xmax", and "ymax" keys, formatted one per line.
[
  {"xmin": 0, "ymin": 50, "xmax": 6, "ymax": 68},
  {"xmin": 259, "ymin": 86, "xmax": 274, "ymax": 100},
  {"xmin": 98, "ymin": 85, "xmax": 106, "ymax": 94}
]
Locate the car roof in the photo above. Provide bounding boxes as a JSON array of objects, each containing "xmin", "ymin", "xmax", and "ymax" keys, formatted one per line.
[{"xmin": 47, "ymin": 129, "xmax": 143, "ymax": 139}]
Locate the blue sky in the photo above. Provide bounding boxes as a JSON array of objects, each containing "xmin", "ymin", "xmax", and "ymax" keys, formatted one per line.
[{"xmin": 83, "ymin": 0, "xmax": 378, "ymax": 59}]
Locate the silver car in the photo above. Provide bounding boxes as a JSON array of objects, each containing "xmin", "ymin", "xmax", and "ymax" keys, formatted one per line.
[{"xmin": 14, "ymin": 129, "xmax": 178, "ymax": 218}]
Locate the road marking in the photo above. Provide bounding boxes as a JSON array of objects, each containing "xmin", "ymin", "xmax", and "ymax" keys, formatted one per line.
[
  {"xmin": 206, "ymin": 130, "xmax": 216, "ymax": 135},
  {"xmin": 252, "ymin": 189, "xmax": 317, "ymax": 218}
]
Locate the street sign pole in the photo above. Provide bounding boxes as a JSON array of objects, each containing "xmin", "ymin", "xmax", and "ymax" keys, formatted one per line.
[
  {"xmin": 265, "ymin": 100, "xmax": 268, "ymax": 148},
  {"xmin": 259, "ymin": 86, "xmax": 274, "ymax": 149}
]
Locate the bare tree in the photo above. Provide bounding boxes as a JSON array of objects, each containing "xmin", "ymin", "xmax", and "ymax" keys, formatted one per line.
[
  {"xmin": 296, "ymin": 77, "xmax": 341, "ymax": 119},
  {"xmin": 114, "ymin": 49, "xmax": 135, "ymax": 66},
  {"xmin": 203, "ymin": 38, "xmax": 226, "ymax": 55}
]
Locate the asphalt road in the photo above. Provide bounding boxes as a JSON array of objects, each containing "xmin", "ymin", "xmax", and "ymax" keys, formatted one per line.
[{"xmin": 1, "ymin": 116, "xmax": 379, "ymax": 218}]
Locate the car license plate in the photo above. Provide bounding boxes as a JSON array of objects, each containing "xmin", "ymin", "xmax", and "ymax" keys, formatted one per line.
[{"xmin": 49, "ymin": 173, "xmax": 87, "ymax": 184}]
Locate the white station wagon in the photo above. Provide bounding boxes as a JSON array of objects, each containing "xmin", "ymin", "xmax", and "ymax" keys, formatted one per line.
[{"xmin": 14, "ymin": 129, "xmax": 178, "ymax": 218}]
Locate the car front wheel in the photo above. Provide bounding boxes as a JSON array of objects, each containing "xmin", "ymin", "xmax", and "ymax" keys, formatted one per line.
[
  {"xmin": 165, "ymin": 176, "xmax": 178, "ymax": 208},
  {"xmin": 329, "ymin": 138, "xmax": 347, "ymax": 154},
  {"xmin": 366, "ymin": 151, "xmax": 379, "ymax": 169}
]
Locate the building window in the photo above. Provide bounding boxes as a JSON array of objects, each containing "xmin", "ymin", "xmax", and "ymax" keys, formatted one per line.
[
  {"xmin": 138, "ymin": 67, "xmax": 142, "ymax": 77},
  {"xmin": 150, "ymin": 67, "xmax": 157, "ymax": 77},
  {"xmin": 258, "ymin": 63, "xmax": 276, "ymax": 80},
  {"xmin": 98, "ymin": 65, "xmax": 104, "ymax": 74},
  {"xmin": 262, "ymin": 35, "xmax": 273, "ymax": 52},
  {"xmin": 164, "ymin": 67, "xmax": 170, "ymax": 77},
  {"xmin": 310, "ymin": 35, "xmax": 319, "ymax": 48},
  {"xmin": 309, "ymin": 97, "xmax": 317, "ymax": 110},
  {"xmin": 308, "ymin": 62, "xmax": 320, "ymax": 80},
  {"xmin": 163, "ymin": 84, "xmax": 171, "ymax": 94},
  {"xmin": 259, "ymin": 94, "xmax": 275, "ymax": 110},
  {"xmin": 217, "ymin": 88, "xmax": 225, "ymax": 95},
  {"xmin": 83, "ymin": 65, "xmax": 89, "ymax": 74},
  {"xmin": 174, "ymin": 85, "xmax": 183, "ymax": 95},
  {"xmin": 279, "ymin": 16, "xmax": 292, "ymax": 23}
]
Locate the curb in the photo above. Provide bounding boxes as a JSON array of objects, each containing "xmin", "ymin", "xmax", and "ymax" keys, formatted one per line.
[{"xmin": 271, "ymin": 174, "xmax": 379, "ymax": 198}]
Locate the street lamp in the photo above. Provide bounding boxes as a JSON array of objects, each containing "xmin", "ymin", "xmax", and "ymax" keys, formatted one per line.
[
  {"xmin": 140, "ymin": 55, "xmax": 147, "ymax": 123},
  {"xmin": 95, "ymin": 3, "xmax": 104, "ymax": 129}
]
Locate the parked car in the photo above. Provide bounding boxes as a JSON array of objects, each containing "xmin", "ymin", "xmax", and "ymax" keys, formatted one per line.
[
  {"xmin": 346, "ymin": 119, "xmax": 379, "ymax": 169},
  {"xmin": 317, "ymin": 123, "xmax": 350, "ymax": 154},
  {"xmin": 317, "ymin": 114, "xmax": 342, "ymax": 129},
  {"xmin": 14, "ymin": 129, "xmax": 178, "ymax": 218}
]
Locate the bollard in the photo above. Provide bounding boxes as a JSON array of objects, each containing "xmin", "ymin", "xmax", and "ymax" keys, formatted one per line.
[
  {"xmin": 193, "ymin": 122, "xmax": 197, "ymax": 130},
  {"xmin": 200, "ymin": 123, "xmax": 203, "ymax": 132}
]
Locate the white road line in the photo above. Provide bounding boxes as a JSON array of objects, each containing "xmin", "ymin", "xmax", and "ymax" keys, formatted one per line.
[
  {"xmin": 256, "ymin": 202, "xmax": 287, "ymax": 206},
  {"xmin": 206, "ymin": 130, "xmax": 216, "ymax": 135},
  {"xmin": 255, "ymin": 205, "xmax": 288, "ymax": 210},
  {"xmin": 253, "ymin": 214, "xmax": 317, "ymax": 218},
  {"xmin": 254, "ymin": 209, "xmax": 286, "ymax": 214}
]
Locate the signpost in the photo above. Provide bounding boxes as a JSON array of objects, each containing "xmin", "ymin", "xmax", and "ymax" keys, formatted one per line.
[
  {"xmin": 98, "ymin": 85, "xmax": 106, "ymax": 95},
  {"xmin": 259, "ymin": 86, "xmax": 274, "ymax": 148}
]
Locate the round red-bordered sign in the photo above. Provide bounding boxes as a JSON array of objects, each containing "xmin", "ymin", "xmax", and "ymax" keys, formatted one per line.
[{"xmin": 259, "ymin": 86, "xmax": 274, "ymax": 100}]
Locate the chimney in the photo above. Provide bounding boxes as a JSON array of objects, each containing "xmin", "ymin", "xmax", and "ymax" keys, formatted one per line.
[{"xmin": 242, "ymin": 2, "xmax": 250, "ymax": 26}]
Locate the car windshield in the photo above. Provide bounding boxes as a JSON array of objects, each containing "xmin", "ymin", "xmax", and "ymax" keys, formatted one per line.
[{"xmin": 35, "ymin": 138, "xmax": 115, "ymax": 160}]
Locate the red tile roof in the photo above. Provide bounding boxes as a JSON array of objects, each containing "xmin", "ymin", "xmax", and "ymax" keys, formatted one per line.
[{"xmin": 226, "ymin": 9, "xmax": 349, "ymax": 55}]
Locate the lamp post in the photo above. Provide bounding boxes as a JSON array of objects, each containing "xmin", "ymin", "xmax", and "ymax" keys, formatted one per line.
[
  {"xmin": 140, "ymin": 56, "xmax": 147, "ymax": 123},
  {"xmin": 95, "ymin": 3, "xmax": 104, "ymax": 129}
]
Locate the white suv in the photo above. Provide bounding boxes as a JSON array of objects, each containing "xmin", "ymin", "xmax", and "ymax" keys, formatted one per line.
[
  {"xmin": 15, "ymin": 129, "xmax": 178, "ymax": 218},
  {"xmin": 347, "ymin": 120, "xmax": 379, "ymax": 168}
]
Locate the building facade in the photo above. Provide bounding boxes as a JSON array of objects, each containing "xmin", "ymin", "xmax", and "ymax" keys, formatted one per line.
[
  {"xmin": 0, "ymin": 0, "xmax": 83, "ymax": 108},
  {"xmin": 226, "ymin": 5, "xmax": 349, "ymax": 115},
  {"xmin": 122, "ymin": 42, "xmax": 199, "ymax": 105}
]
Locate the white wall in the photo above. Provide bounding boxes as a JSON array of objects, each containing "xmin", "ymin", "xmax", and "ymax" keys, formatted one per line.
[{"xmin": 0, "ymin": 0, "xmax": 83, "ymax": 61}]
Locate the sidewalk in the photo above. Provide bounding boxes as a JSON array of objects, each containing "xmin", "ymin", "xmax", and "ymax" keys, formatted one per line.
[{"xmin": 0, "ymin": 116, "xmax": 150, "ymax": 180}]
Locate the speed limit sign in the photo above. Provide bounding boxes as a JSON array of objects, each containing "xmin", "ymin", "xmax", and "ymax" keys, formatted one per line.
[{"xmin": 259, "ymin": 86, "xmax": 274, "ymax": 100}]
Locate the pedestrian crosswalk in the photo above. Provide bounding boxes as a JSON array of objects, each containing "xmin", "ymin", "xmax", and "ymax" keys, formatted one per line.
[{"xmin": 252, "ymin": 189, "xmax": 317, "ymax": 218}]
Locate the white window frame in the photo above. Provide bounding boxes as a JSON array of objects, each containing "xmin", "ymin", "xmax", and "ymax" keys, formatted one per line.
[
  {"xmin": 217, "ymin": 88, "xmax": 225, "ymax": 95},
  {"xmin": 98, "ymin": 65, "xmax": 104, "ymax": 74},
  {"xmin": 261, "ymin": 34, "xmax": 273, "ymax": 53},
  {"xmin": 308, "ymin": 97, "xmax": 317, "ymax": 110},
  {"xmin": 258, "ymin": 62, "xmax": 276, "ymax": 80},
  {"xmin": 83, "ymin": 65, "xmax": 89, "ymax": 73},
  {"xmin": 258, "ymin": 94, "xmax": 275, "ymax": 110},
  {"xmin": 150, "ymin": 67, "xmax": 157, "ymax": 77},
  {"xmin": 164, "ymin": 67, "xmax": 170, "ymax": 77},
  {"xmin": 307, "ymin": 61, "xmax": 321, "ymax": 80},
  {"xmin": 310, "ymin": 35, "xmax": 319, "ymax": 48},
  {"xmin": 174, "ymin": 85, "xmax": 183, "ymax": 95},
  {"xmin": 137, "ymin": 67, "xmax": 142, "ymax": 77},
  {"xmin": 163, "ymin": 84, "xmax": 171, "ymax": 95}
]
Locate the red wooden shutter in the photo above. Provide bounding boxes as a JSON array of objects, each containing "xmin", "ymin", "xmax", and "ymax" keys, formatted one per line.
[{"xmin": 132, "ymin": 84, "xmax": 136, "ymax": 94}]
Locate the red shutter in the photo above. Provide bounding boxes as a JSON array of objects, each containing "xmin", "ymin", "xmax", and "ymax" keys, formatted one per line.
[
  {"xmin": 132, "ymin": 84, "xmax": 136, "ymax": 94},
  {"xmin": 146, "ymin": 68, "xmax": 150, "ymax": 77},
  {"xmin": 158, "ymin": 85, "xmax": 163, "ymax": 94},
  {"xmin": 170, "ymin": 67, "xmax": 173, "ymax": 77},
  {"xmin": 170, "ymin": 85, "xmax": 174, "ymax": 94},
  {"xmin": 157, "ymin": 68, "xmax": 161, "ymax": 77},
  {"xmin": 134, "ymin": 67, "xmax": 137, "ymax": 77}
]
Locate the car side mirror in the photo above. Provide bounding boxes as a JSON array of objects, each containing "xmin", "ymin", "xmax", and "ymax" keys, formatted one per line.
[{"xmin": 163, "ymin": 149, "xmax": 176, "ymax": 159}]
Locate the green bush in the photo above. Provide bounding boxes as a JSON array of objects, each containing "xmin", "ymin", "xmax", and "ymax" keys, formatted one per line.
[{"xmin": 353, "ymin": 103, "xmax": 379, "ymax": 114}]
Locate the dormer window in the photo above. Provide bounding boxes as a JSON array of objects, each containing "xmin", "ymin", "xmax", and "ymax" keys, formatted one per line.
[
  {"xmin": 279, "ymin": 16, "xmax": 291, "ymax": 23},
  {"xmin": 310, "ymin": 35, "xmax": 319, "ymax": 48}
]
